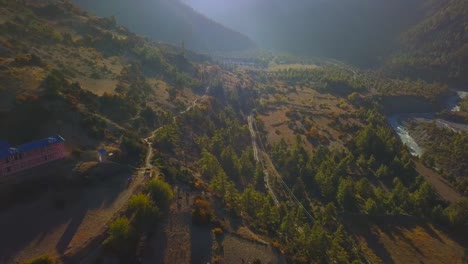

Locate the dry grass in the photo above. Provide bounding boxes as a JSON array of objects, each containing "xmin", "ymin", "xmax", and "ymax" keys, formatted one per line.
[
  {"xmin": 259, "ymin": 85, "xmax": 361, "ymax": 151},
  {"xmin": 222, "ymin": 234, "xmax": 285, "ymax": 264},
  {"xmin": 348, "ymin": 216, "xmax": 466, "ymax": 264},
  {"xmin": 75, "ymin": 78, "xmax": 117, "ymax": 96}
]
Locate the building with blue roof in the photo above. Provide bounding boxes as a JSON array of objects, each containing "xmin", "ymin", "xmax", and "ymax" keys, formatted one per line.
[{"xmin": 0, "ymin": 135, "xmax": 66, "ymax": 177}]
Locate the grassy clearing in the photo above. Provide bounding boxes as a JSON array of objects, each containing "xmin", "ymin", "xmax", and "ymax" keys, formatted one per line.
[
  {"xmin": 76, "ymin": 78, "xmax": 117, "ymax": 96},
  {"xmin": 258, "ymin": 84, "xmax": 361, "ymax": 152},
  {"xmin": 222, "ymin": 234, "xmax": 285, "ymax": 264},
  {"xmin": 348, "ymin": 216, "xmax": 466, "ymax": 264}
]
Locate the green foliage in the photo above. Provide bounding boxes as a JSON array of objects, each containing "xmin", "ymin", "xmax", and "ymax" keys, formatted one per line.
[
  {"xmin": 128, "ymin": 194, "xmax": 159, "ymax": 225},
  {"xmin": 444, "ymin": 198, "xmax": 468, "ymax": 230},
  {"xmin": 269, "ymin": 65, "xmax": 363, "ymax": 95},
  {"xmin": 387, "ymin": 0, "xmax": 468, "ymax": 83},
  {"xmin": 146, "ymin": 179, "xmax": 174, "ymax": 207},
  {"xmin": 241, "ymin": 186, "xmax": 279, "ymax": 233},
  {"xmin": 355, "ymin": 178, "xmax": 374, "ymax": 200},
  {"xmin": 99, "ymin": 93, "xmax": 138, "ymax": 121},
  {"xmin": 220, "ymin": 145, "xmax": 241, "ymax": 180},
  {"xmin": 336, "ymin": 178, "xmax": 356, "ymax": 211},
  {"xmin": 460, "ymin": 97, "xmax": 468, "ymax": 112},
  {"xmin": 0, "ymin": 98, "xmax": 51, "ymax": 143},
  {"xmin": 109, "ymin": 217, "xmax": 132, "ymax": 239},
  {"xmin": 411, "ymin": 182, "xmax": 437, "ymax": 215},
  {"xmin": 121, "ymin": 135, "xmax": 145, "ymax": 165},
  {"xmin": 364, "ymin": 198, "xmax": 379, "ymax": 215},
  {"xmin": 42, "ymin": 69, "xmax": 66, "ymax": 98},
  {"xmin": 22, "ymin": 255, "xmax": 59, "ymax": 264},
  {"xmin": 199, "ymin": 149, "xmax": 225, "ymax": 180},
  {"xmin": 419, "ymin": 123, "xmax": 468, "ymax": 194},
  {"xmin": 80, "ymin": 113, "xmax": 106, "ymax": 139},
  {"xmin": 104, "ymin": 217, "xmax": 133, "ymax": 251},
  {"xmin": 13, "ymin": 53, "xmax": 42, "ymax": 67},
  {"xmin": 153, "ymin": 123, "xmax": 180, "ymax": 152}
]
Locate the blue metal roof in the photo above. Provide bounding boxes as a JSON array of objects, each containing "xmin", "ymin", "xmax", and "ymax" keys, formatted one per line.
[
  {"xmin": 0, "ymin": 141, "xmax": 10, "ymax": 149},
  {"xmin": 0, "ymin": 135, "xmax": 65, "ymax": 159},
  {"xmin": 0, "ymin": 148, "xmax": 12, "ymax": 160}
]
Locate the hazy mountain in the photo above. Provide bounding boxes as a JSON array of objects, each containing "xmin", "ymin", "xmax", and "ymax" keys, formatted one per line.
[
  {"xmin": 71, "ymin": 0, "xmax": 255, "ymax": 52},
  {"xmin": 183, "ymin": 0, "xmax": 426, "ymax": 66},
  {"xmin": 387, "ymin": 0, "xmax": 468, "ymax": 84}
]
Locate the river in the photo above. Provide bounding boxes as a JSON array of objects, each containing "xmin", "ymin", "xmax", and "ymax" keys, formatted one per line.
[{"xmin": 388, "ymin": 90, "xmax": 467, "ymax": 157}]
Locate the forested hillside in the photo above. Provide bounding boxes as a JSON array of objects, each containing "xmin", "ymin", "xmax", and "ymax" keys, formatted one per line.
[
  {"xmin": 185, "ymin": 0, "xmax": 467, "ymax": 83},
  {"xmin": 386, "ymin": 0, "xmax": 468, "ymax": 84},
  {"xmin": 0, "ymin": 0, "xmax": 206, "ymax": 156},
  {"xmin": 71, "ymin": 0, "xmax": 255, "ymax": 52}
]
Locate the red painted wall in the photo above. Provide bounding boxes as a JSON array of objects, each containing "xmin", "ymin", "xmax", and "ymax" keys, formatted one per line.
[{"xmin": 0, "ymin": 142, "xmax": 66, "ymax": 177}]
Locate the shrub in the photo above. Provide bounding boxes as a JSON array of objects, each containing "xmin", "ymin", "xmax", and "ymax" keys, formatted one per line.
[
  {"xmin": 103, "ymin": 217, "xmax": 133, "ymax": 251},
  {"xmin": 120, "ymin": 135, "xmax": 145, "ymax": 165},
  {"xmin": 213, "ymin": 227, "xmax": 223, "ymax": 235},
  {"xmin": 146, "ymin": 179, "xmax": 174, "ymax": 207},
  {"xmin": 192, "ymin": 198, "xmax": 212, "ymax": 225},
  {"xmin": 22, "ymin": 255, "xmax": 59, "ymax": 264},
  {"xmin": 90, "ymin": 71, "xmax": 101, "ymax": 79},
  {"xmin": 128, "ymin": 194, "xmax": 159, "ymax": 224}
]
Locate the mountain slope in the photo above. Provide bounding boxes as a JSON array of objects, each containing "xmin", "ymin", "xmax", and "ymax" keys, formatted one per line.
[
  {"xmin": 0, "ymin": 0, "xmax": 210, "ymax": 148},
  {"xmin": 70, "ymin": 0, "xmax": 255, "ymax": 53},
  {"xmin": 183, "ymin": 0, "xmax": 425, "ymax": 66},
  {"xmin": 386, "ymin": 0, "xmax": 468, "ymax": 84}
]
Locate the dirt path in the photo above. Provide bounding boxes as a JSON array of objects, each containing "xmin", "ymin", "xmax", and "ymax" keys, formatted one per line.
[
  {"xmin": 0, "ymin": 170, "xmax": 144, "ymax": 264},
  {"xmin": 248, "ymin": 115, "xmax": 279, "ymax": 205},
  {"xmin": 415, "ymin": 162, "xmax": 462, "ymax": 203},
  {"xmin": 142, "ymin": 186, "xmax": 212, "ymax": 264},
  {"xmin": 249, "ymin": 114, "xmax": 314, "ymax": 220}
]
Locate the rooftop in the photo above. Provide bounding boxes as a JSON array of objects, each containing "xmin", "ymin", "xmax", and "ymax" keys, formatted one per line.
[{"xmin": 0, "ymin": 135, "xmax": 65, "ymax": 159}]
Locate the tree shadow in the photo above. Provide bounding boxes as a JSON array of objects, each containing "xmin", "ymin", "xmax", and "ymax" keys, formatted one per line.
[
  {"xmin": 420, "ymin": 223, "xmax": 443, "ymax": 243},
  {"xmin": 359, "ymin": 226, "xmax": 395, "ymax": 263},
  {"xmin": 141, "ymin": 218, "xmax": 169, "ymax": 264},
  {"xmin": 56, "ymin": 207, "xmax": 88, "ymax": 253},
  {"xmin": 190, "ymin": 224, "xmax": 213, "ymax": 264},
  {"xmin": 390, "ymin": 226, "xmax": 423, "ymax": 255},
  {"xmin": 0, "ymin": 171, "xmax": 131, "ymax": 263}
]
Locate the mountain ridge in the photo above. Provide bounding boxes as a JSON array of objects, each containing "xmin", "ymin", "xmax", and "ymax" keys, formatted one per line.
[{"xmin": 71, "ymin": 0, "xmax": 255, "ymax": 53}]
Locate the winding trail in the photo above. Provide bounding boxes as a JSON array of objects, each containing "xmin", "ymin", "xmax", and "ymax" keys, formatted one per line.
[
  {"xmin": 248, "ymin": 115, "xmax": 314, "ymax": 221},
  {"xmin": 143, "ymin": 86, "xmax": 211, "ymax": 170},
  {"xmin": 247, "ymin": 115, "xmax": 279, "ymax": 205}
]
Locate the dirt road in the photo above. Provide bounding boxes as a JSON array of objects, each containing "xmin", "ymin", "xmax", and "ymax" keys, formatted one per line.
[
  {"xmin": 415, "ymin": 162, "xmax": 462, "ymax": 203},
  {"xmin": 142, "ymin": 186, "xmax": 212, "ymax": 264}
]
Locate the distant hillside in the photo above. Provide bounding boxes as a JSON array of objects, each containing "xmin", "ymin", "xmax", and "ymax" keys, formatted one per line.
[
  {"xmin": 185, "ymin": 0, "xmax": 467, "ymax": 82},
  {"xmin": 386, "ymin": 0, "xmax": 468, "ymax": 84},
  {"xmin": 183, "ymin": 0, "xmax": 425, "ymax": 66},
  {"xmin": 70, "ymin": 0, "xmax": 255, "ymax": 53}
]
